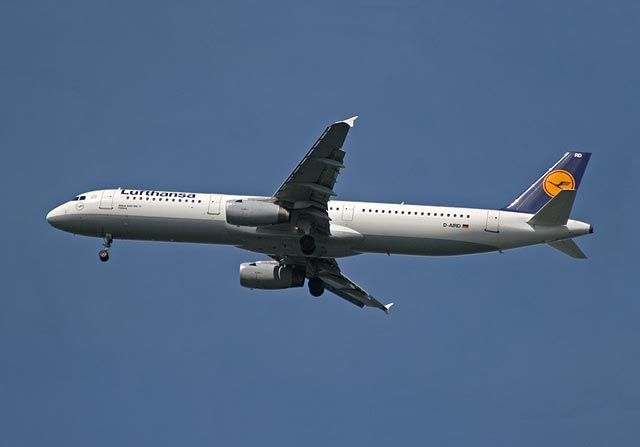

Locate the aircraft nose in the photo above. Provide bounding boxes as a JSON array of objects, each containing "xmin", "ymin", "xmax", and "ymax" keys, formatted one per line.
[{"xmin": 46, "ymin": 206, "xmax": 64, "ymax": 228}]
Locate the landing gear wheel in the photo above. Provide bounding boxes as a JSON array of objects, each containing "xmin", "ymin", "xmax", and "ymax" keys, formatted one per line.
[
  {"xmin": 308, "ymin": 277, "xmax": 324, "ymax": 297},
  {"xmin": 98, "ymin": 249, "xmax": 110, "ymax": 262},
  {"xmin": 98, "ymin": 233, "xmax": 113, "ymax": 263},
  {"xmin": 300, "ymin": 235, "xmax": 316, "ymax": 255}
]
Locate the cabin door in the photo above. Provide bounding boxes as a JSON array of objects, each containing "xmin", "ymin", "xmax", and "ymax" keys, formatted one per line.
[
  {"xmin": 485, "ymin": 210, "xmax": 500, "ymax": 233},
  {"xmin": 99, "ymin": 190, "xmax": 114, "ymax": 210}
]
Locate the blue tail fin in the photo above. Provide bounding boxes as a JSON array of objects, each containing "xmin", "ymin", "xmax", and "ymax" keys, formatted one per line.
[{"xmin": 503, "ymin": 152, "xmax": 591, "ymax": 214}]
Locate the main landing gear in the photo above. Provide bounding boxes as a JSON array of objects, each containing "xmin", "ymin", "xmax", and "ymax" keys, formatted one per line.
[
  {"xmin": 98, "ymin": 233, "xmax": 113, "ymax": 262},
  {"xmin": 300, "ymin": 235, "xmax": 316, "ymax": 255},
  {"xmin": 308, "ymin": 276, "xmax": 324, "ymax": 297}
]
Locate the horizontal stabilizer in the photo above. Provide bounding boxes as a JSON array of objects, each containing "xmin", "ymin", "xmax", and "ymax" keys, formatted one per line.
[
  {"xmin": 527, "ymin": 189, "xmax": 577, "ymax": 226},
  {"xmin": 548, "ymin": 239, "xmax": 587, "ymax": 259}
]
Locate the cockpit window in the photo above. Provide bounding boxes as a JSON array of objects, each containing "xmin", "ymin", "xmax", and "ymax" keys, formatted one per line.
[
  {"xmin": 80, "ymin": 196, "xmax": 86, "ymax": 200},
  {"xmin": 71, "ymin": 196, "xmax": 79, "ymax": 201}
]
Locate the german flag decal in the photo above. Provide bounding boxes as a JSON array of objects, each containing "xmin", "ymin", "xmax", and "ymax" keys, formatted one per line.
[{"xmin": 462, "ymin": 224, "xmax": 469, "ymax": 229}]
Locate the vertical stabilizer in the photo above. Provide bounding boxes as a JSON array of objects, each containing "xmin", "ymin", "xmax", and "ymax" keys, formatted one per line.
[{"xmin": 503, "ymin": 152, "xmax": 591, "ymax": 214}]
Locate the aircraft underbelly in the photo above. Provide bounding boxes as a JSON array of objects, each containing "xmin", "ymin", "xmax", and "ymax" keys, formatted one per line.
[
  {"xmin": 239, "ymin": 238, "xmax": 359, "ymax": 258},
  {"xmin": 73, "ymin": 214, "xmax": 236, "ymax": 244},
  {"xmin": 356, "ymin": 234, "xmax": 498, "ymax": 256}
]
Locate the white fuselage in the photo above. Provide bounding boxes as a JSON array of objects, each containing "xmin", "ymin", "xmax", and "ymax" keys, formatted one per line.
[{"xmin": 46, "ymin": 188, "xmax": 592, "ymax": 258}]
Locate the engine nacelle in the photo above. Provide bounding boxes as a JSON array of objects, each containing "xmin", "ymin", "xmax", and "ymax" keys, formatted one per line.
[
  {"xmin": 226, "ymin": 200, "xmax": 289, "ymax": 226},
  {"xmin": 240, "ymin": 261, "xmax": 305, "ymax": 290}
]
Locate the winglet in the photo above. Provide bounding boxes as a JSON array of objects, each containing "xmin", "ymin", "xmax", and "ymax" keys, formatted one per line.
[
  {"xmin": 384, "ymin": 302, "xmax": 394, "ymax": 314},
  {"xmin": 338, "ymin": 116, "xmax": 358, "ymax": 128}
]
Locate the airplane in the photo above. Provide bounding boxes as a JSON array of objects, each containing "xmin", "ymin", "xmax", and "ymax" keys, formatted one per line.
[{"xmin": 46, "ymin": 116, "xmax": 593, "ymax": 313}]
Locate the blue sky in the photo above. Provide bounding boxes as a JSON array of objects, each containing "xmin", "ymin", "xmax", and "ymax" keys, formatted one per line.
[{"xmin": 1, "ymin": 1, "xmax": 638, "ymax": 445}]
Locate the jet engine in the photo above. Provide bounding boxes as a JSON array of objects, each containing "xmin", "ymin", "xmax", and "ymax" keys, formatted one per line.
[
  {"xmin": 226, "ymin": 200, "xmax": 290, "ymax": 226},
  {"xmin": 240, "ymin": 261, "xmax": 305, "ymax": 290}
]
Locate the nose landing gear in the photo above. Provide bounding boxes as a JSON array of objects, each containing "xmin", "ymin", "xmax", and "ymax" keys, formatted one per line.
[{"xmin": 98, "ymin": 234, "xmax": 113, "ymax": 262}]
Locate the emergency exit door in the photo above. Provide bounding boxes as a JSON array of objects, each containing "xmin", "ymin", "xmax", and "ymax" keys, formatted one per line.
[
  {"xmin": 342, "ymin": 203, "xmax": 354, "ymax": 221},
  {"xmin": 485, "ymin": 210, "xmax": 500, "ymax": 233},
  {"xmin": 207, "ymin": 194, "xmax": 222, "ymax": 215}
]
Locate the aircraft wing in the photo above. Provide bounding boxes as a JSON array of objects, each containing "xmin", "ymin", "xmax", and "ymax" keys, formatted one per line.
[
  {"xmin": 276, "ymin": 256, "xmax": 394, "ymax": 313},
  {"xmin": 272, "ymin": 116, "xmax": 357, "ymax": 235}
]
